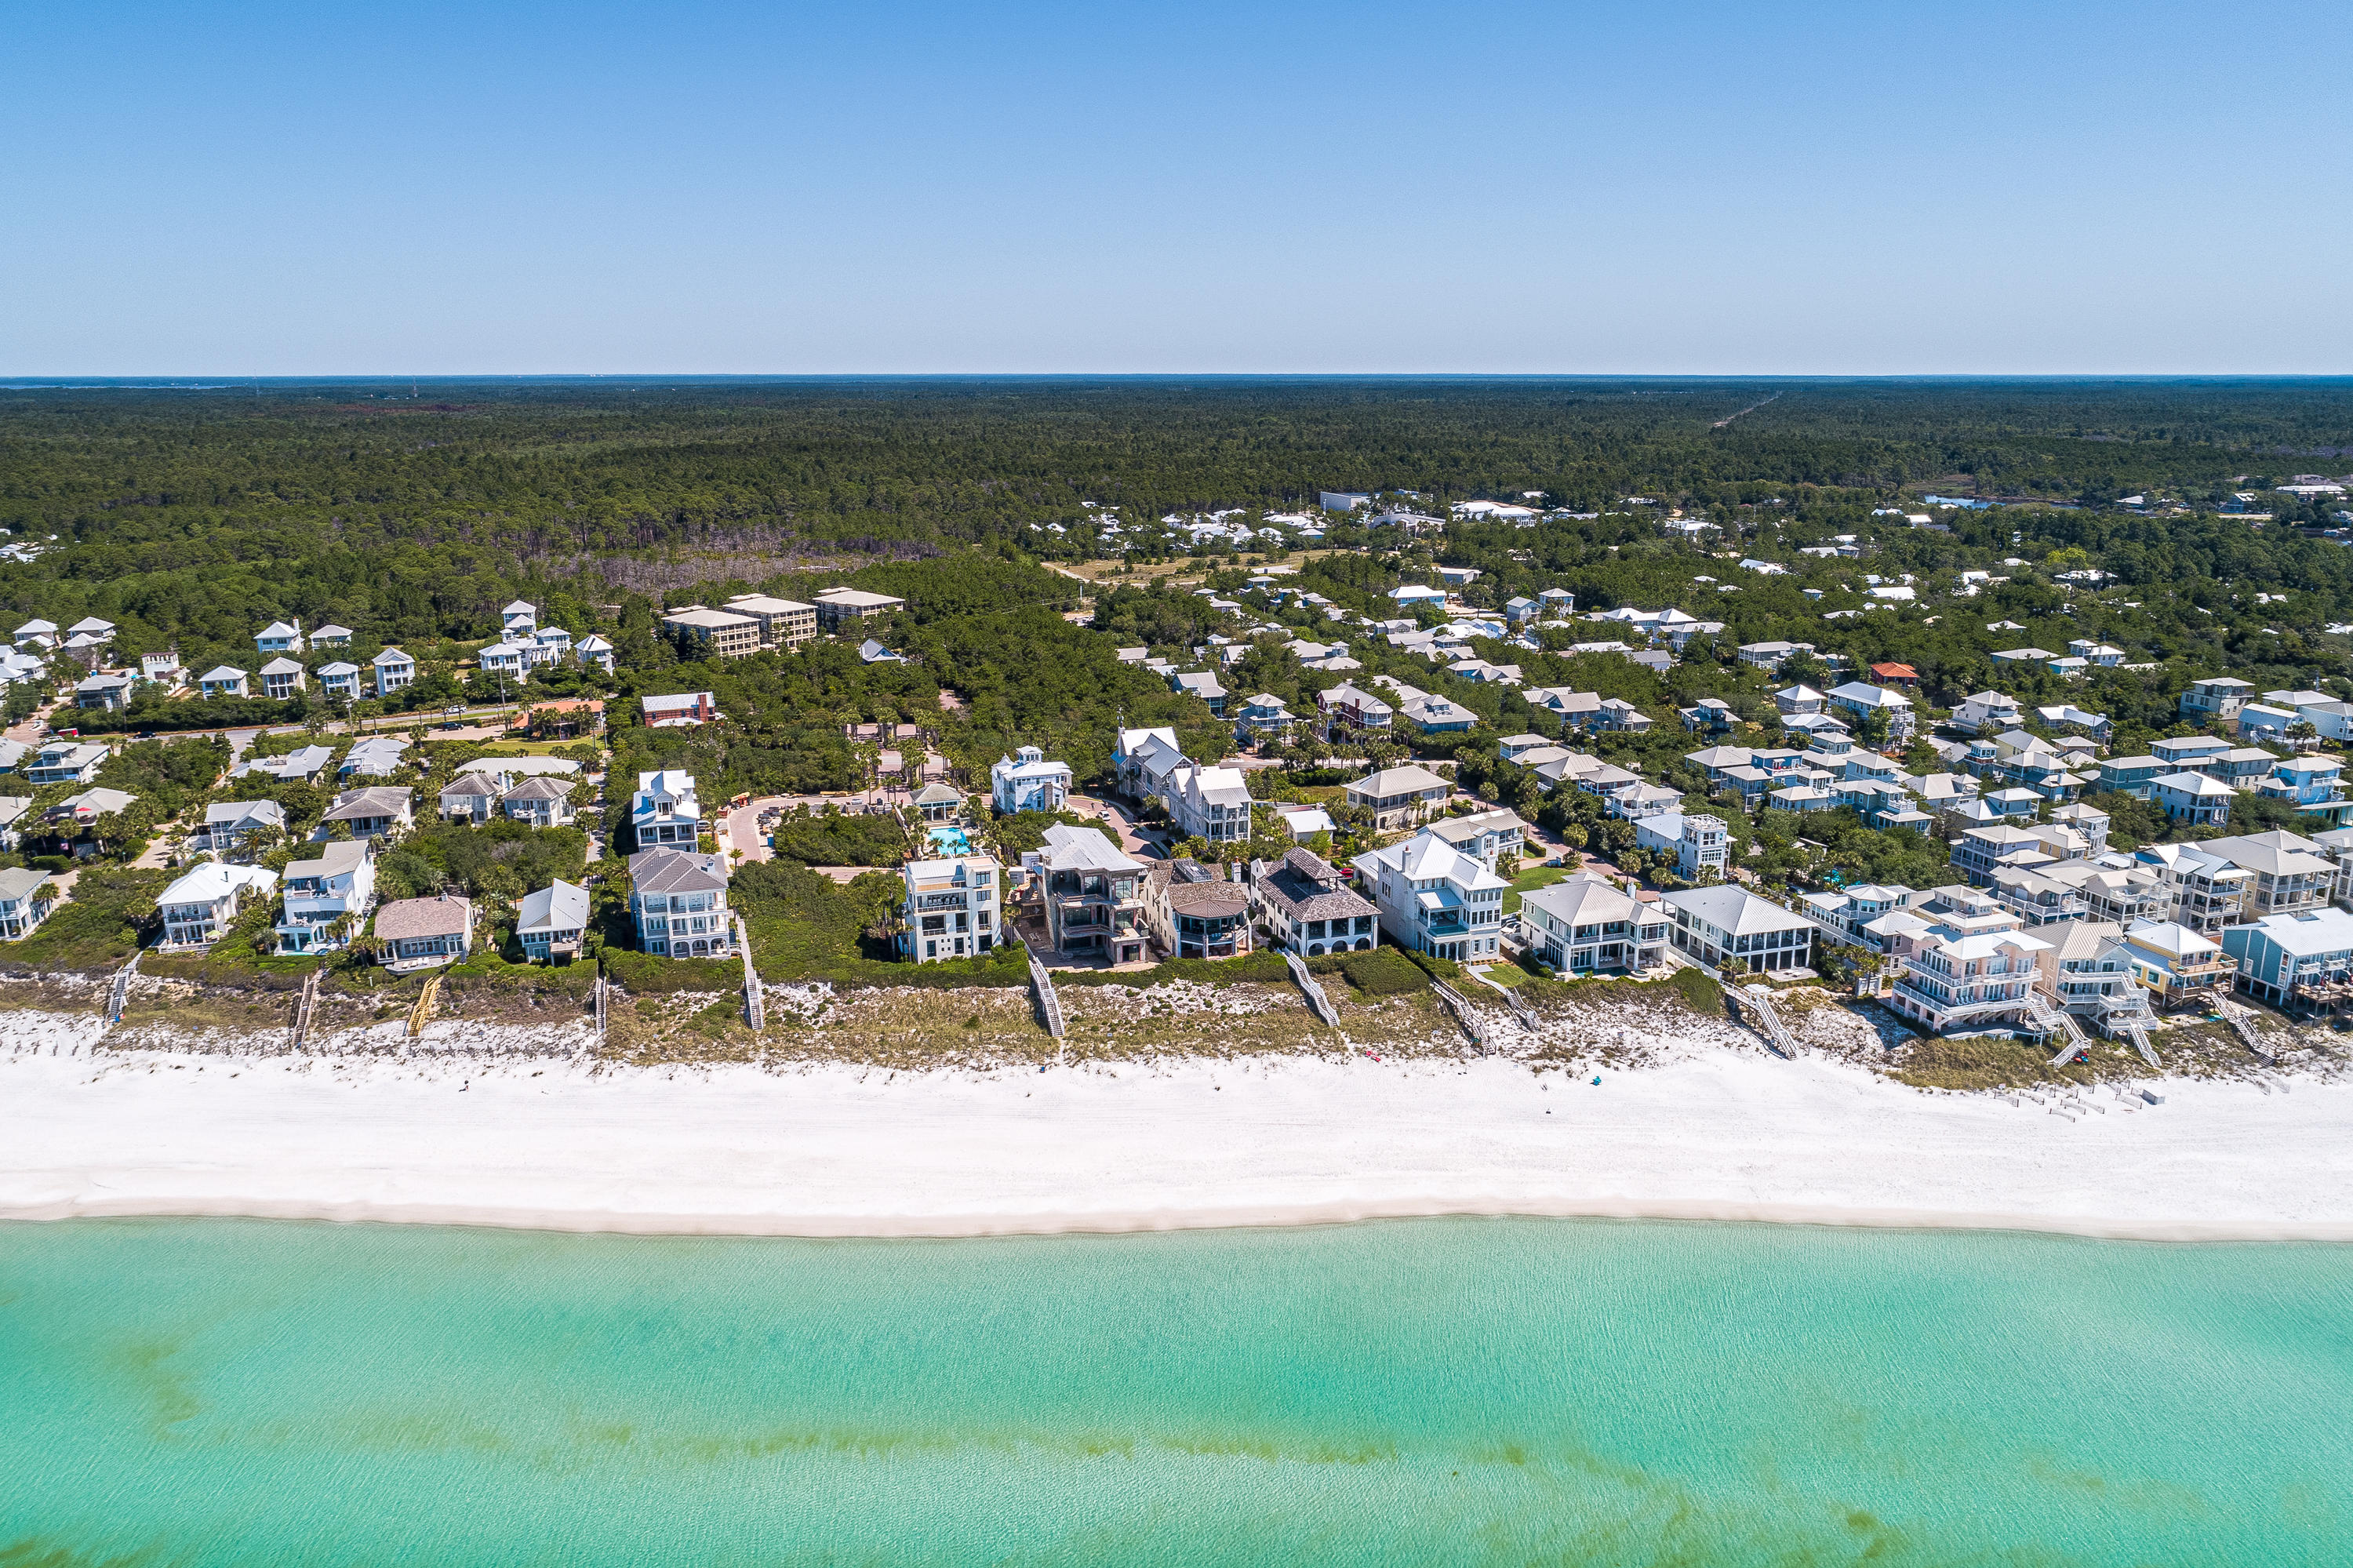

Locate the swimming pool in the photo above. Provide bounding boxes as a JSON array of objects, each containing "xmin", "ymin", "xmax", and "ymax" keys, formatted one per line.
[{"xmin": 926, "ymin": 825, "xmax": 973, "ymax": 855}]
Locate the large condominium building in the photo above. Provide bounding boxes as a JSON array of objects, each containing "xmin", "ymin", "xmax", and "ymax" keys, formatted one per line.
[
  {"xmin": 1355, "ymin": 831, "xmax": 1509, "ymax": 962},
  {"xmin": 900, "ymin": 853, "xmax": 1000, "ymax": 962},
  {"xmin": 660, "ymin": 605, "xmax": 763, "ymax": 659},
  {"xmin": 813, "ymin": 587, "xmax": 907, "ymax": 629},
  {"xmin": 722, "ymin": 594, "xmax": 820, "ymax": 649}
]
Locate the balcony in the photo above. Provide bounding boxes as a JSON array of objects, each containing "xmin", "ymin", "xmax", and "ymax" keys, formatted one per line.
[{"xmin": 1892, "ymin": 978, "xmax": 2031, "ymax": 1021}]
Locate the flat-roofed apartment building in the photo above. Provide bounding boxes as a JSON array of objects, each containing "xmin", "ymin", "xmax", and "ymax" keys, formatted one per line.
[
  {"xmin": 660, "ymin": 605, "xmax": 762, "ymax": 658},
  {"xmin": 722, "ymin": 594, "xmax": 820, "ymax": 650},
  {"xmin": 813, "ymin": 587, "xmax": 907, "ymax": 630},
  {"xmin": 900, "ymin": 853, "xmax": 999, "ymax": 962}
]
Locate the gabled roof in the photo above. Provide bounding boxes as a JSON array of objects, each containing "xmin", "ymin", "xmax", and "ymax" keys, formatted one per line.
[
  {"xmin": 256, "ymin": 620, "xmax": 301, "ymax": 639},
  {"xmin": 197, "ymin": 664, "xmax": 248, "ymax": 683},
  {"xmin": 516, "ymin": 879, "xmax": 591, "ymax": 935},
  {"xmin": 258, "ymin": 657, "xmax": 305, "ymax": 676},
  {"xmin": 1347, "ymin": 764, "xmax": 1449, "ymax": 798},
  {"xmin": 441, "ymin": 773, "xmax": 507, "ymax": 799},
  {"xmin": 502, "ymin": 775, "xmax": 575, "ymax": 802}
]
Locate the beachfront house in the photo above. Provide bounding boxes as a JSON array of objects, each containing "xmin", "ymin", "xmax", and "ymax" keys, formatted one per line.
[
  {"xmin": 990, "ymin": 746, "xmax": 1073, "ymax": 816},
  {"xmin": 373, "ymin": 893, "xmax": 475, "ymax": 972},
  {"xmin": 1146, "ymin": 858, "xmax": 1254, "ymax": 961},
  {"xmin": 2220, "ymin": 907, "xmax": 2353, "ymax": 1009},
  {"xmin": 1518, "ymin": 873, "xmax": 1670, "ymax": 975},
  {"xmin": 1249, "ymin": 847, "xmax": 1379, "ymax": 956},
  {"xmin": 158, "ymin": 861, "xmax": 280, "ymax": 950},
  {"xmin": 515, "ymin": 879, "xmax": 591, "ymax": 964},
  {"xmin": 900, "ymin": 853, "xmax": 1000, "ymax": 963},
  {"xmin": 1355, "ymin": 830, "xmax": 1508, "ymax": 962},
  {"xmin": 1027, "ymin": 822, "xmax": 1151, "ymax": 964},
  {"xmin": 1659, "ymin": 886, "xmax": 1817, "ymax": 974},
  {"xmin": 627, "ymin": 848, "xmax": 734, "ymax": 959},
  {"xmin": 275, "ymin": 839, "xmax": 376, "ymax": 955}
]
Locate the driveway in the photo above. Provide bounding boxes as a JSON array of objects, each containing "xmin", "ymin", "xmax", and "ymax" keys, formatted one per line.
[{"xmin": 1069, "ymin": 793, "xmax": 1165, "ymax": 859}]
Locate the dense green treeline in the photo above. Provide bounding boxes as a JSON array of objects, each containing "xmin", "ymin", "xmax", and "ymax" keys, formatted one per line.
[{"xmin": 7, "ymin": 379, "xmax": 2353, "ymax": 660}]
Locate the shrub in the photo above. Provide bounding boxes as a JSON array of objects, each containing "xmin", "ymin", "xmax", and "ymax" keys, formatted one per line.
[
  {"xmin": 1059, "ymin": 950, "xmax": 1293, "ymax": 988},
  {"xmin": 1661, "ymin": 965, "xmax": 1722, "ymax": 1017},
  {"xmin": 1335, "ymin": 948, "xmax": 1429, "ymax": 995}
]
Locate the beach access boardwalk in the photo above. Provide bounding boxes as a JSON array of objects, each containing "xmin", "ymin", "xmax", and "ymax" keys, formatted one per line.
[
  {"xmin": 1732, "ymin": 984, "xmax": 1802, "ymax": 1058},
  {"xmin": 1282, "ymin": 951, "xmax": 1340, "ymax": 1028}
]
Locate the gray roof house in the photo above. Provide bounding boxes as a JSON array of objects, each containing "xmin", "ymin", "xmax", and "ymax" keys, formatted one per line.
[{"xmin": 515, "ymin": 879, "xmax": 591, "ymax": 962}]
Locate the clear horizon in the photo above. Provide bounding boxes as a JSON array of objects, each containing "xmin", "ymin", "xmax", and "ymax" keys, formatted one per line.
[{"xmin": 5, "ymin": 1, "xmax": 2348, "ymax": 377}]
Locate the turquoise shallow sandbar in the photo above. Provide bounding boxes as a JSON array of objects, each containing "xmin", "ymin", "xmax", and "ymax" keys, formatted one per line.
[{"xmin": 3, "ymin": 1216, "xmax": 2349, "ymax": 1565}]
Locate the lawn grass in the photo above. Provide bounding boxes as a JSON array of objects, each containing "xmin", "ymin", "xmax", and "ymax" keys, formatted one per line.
[{"xmin": 1503, "ymin": 864, "xmax": 1573, "ymax": 915}]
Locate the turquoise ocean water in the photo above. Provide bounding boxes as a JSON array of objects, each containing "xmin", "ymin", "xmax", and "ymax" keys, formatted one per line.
[{"xmin": 2, "ymin": 1217, "xmax": 2348, "ymax": 1566}]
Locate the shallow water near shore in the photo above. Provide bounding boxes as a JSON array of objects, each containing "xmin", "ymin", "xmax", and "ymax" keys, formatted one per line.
[{"xmin": 2, "ymin": 1217, "xmax": 2348, "ymax": 1566}]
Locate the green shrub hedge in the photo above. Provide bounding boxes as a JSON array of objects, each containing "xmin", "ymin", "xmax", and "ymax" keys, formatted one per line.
[{"xmin": 1334, "ymin": 948, "xmax": 1429, "ymax": 995}]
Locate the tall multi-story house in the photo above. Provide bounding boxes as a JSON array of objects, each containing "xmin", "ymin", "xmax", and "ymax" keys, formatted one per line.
[
  {"xmin": 158, "ymin": 861, "xmax": 280, "ymax": 949},
  {"xmin": 439, "ymin": 771, "xmax": 510, "ymax": 824},
  {"xmin": 1249, "ymin": 848, "xmax": 1379, "ymax": 956},
  {"xmin": 990, "ymin": 745, "xmax": 1073, "ymax": 815},
  {"xmin": 1166, "ymin": 762, "xmax": 1254, "ymax": 846},
  {"xmin": 1146, "ymin": 859, "xmax": 1253, "ymax": 960},
  {"xmin": 195, "ymin": 799, "xmax": 285, "ymax": 857},
  {"xmin": 1112, "ymin": 725, "xmax": 1187, "ymax": 801},
  {"xmin": 322, "ymin": 786, "xmax": 413, "ymax": 839},
  {"xmin": 1317, "ymin": 682, "xmax": 1394, "ymax": 733},
  {"xmin": 2133, "ymin": 842, "xmax": 2252, "ymax": 933},
  {"xmin": 2193, "ymin": 832, "xmax": 2338, "ymax": 917},
  {"xmin": 576, "ymin": 634, "xmax": 616, "ymax": 673},
  {"xmin": 2094, "ymin": 755, "xmax": 2169, "ymax": 798},
  {"xmin": 2150, "ymin": 770, "xmax": 2235, "ymax": 826},
  {"xmin": 900, "ymin": 853, "xmax": 1000, "ymax": 962},
  {"xmin": 275, "ymin": 839, "xmax": 376, "ymax": 955},
  {"xmin": 627, "ymin": 847, "xmax": 733, "ymax": 959},
  {"xmin": 631, "ymin": 769, "xmax": 704, "ymax": 849},
  {"xmin": 1884, "ymin": 914, "xmax": 2053, "ymax": 1035},
  {"xmin": 1355, "ymin": 831, "xmax": 1508, "ymax": 962},
  {"xmin": 1635, "ymin": 811, "xmax": 1728, "ymax": 881},
  {"xmin": 372, "ymin": 647, "xmax": 415, "ymax": 697},
  {"xmin": 2041, "ymin": 921, "xmax": 2143, "ymax": 1030},
  {"xmin": 1518, "ymin": 873, "xmax": 1668, "ymax": 974},
  {"xmin": 660, "ymin": 605, "xmax": 763, "ymax": 659},
  {"xmin": 502, "ymin": 776, "xmax": 577, "ymax": 827},
  {"xmin": 1949, "ymin": 691, "xmax": 2023, "ymax": 736},
  {"xmin": 1029, "ymin": 822, "xmax": 1151, "ymax": 965},
  {"xmin": 1659, "ymin": 886, "xmax": 1818, "ymax": 974},
  {"xmin": 500, "ymin": 600, "xmax": 539, "ymax": 637},
  {"xmin": 722, "ymin": 594, "xmax": 820, "ymax": 649},
  {"xmin": 2151, "ymin": 735, "xmax": 2231, "ymax": 769},
  {"xmin": 259, "ymin": 659, "xmax": 307, "ymax": 700},
  {"xmin": 317, "ymin": 661, "xmax": 362, "ymax": 700},
  {"xmin": 1428, "ymin": 807, "xmax": 1531, "ymax": 871}
]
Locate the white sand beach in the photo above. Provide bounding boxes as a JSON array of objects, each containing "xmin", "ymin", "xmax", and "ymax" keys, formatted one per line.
[{"xmin": 5, "ymin": 1030, "xmax": 2351, "ymax": 1242}]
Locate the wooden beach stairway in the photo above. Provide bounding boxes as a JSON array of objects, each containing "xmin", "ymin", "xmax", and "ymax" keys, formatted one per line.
[
  {"xmin": 1733, "ymin": 984, "xmax": 1802, "ymax": 1058},
  {"xmin": 1428, "ymin": 978, "xmax": 1487, "ymax": 1050},
  {"xmin": 1283, "ymin": 951, "xmax": 1341, "ymax": 1028},
  {"xmin": 1464, "ymin": 965, "xmax": 1541, "ymax": 1032},
  {"xmin": 1026, "ymin": 949, "xmax": 1065, "ymax": 1039},
  {"xmin": 736, "ymin": 914, "xmax": 763, "ymax": 1031},
  {"xmin": 2217, "ymin": 998, "xmax": 2274, "ymax": 1064}
]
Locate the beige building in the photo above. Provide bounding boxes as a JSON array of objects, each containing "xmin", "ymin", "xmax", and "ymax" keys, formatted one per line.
[
  {"xmin": 723, "ymin": 594, "xmax": 820, "ymax": 649},
  {"xmin": 660, "ymin": 605, "xmax": 763, "ymax": 658}
]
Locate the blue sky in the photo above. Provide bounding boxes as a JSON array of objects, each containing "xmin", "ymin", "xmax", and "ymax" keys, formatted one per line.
[{"xmin": 3, "ymin": 0, "xmax": 2347, "ymax": 374}]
